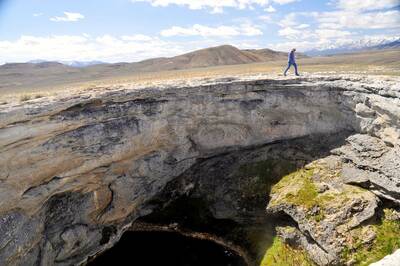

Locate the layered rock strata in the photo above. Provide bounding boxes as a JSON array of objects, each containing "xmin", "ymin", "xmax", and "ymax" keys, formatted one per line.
[{"xmin": 0, "ymin": 75, "xmax": 399, "ymax": 265}]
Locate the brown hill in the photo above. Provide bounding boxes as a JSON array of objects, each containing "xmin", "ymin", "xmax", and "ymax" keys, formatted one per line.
[
  {"xmin": 0, "ymin": 62, "xmax": 73, "ymax": 72},
  {"xmin": 125, "ymin": 45, "xmax": 291, "ymax": 72},
  {"xmin": 0, "ymin": 44, "xmax": 308, "ymax": 92},
  {"xmin": 164, "ymin": 45, "xmax": 270, "ymax": 68}
]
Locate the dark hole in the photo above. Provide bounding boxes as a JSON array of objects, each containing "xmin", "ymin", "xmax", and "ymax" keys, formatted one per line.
[
  {"xmin": 100, "ymin": 226, "xmax": 117, "ymax": 245},
  {"xmin": 88, "ymin": 231, "xmax": 247, "ymax": 266}
]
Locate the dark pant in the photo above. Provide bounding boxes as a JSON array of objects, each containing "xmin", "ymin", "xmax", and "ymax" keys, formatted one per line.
[{"xmin": 284, "ymin": 62, "xmax": 299, "ymax": 75}]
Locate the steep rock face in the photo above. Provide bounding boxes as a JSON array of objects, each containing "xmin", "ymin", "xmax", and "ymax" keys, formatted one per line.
[{"xmin": 0, "ymin": 75, "xmax": 399, "ymax": 265}]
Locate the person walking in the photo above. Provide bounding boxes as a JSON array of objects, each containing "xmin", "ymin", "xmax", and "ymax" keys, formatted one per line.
[{"xmin": 284, "ymin": 48, "xmax": 300, "ymax": 76}]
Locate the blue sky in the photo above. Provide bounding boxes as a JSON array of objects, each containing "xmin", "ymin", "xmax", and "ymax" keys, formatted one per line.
[{"xmin": 0, "ymin": 0, "xmax": 399, "ymax": 63}]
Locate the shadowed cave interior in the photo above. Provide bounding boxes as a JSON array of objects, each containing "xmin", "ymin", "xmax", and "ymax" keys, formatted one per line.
[
  {"xmin": 87, "ymin": 131, "xmax": 353, "ymax": 266},
  {"xmin": 88, "ymin": 230, "xmax": 247, "ymax": 266}
]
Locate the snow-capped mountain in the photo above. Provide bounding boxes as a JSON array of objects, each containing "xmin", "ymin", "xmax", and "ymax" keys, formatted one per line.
[
  {"xmin": 28, "ymin": 60, "xmax": 106, "ymax": 67},
  {"xmin": 60, "ymin": 60, "xmax": 106, "ymax": 67},
  {"xmin": 306, "ymin": 36, "xmax": 400, "ymax": 56}
]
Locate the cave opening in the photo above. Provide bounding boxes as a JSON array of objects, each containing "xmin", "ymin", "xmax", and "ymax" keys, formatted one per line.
[
  {"xmin": 88, "ymin": 131, "xmax": 354, "ymax": 266},
  {"xmin": 88, "ymin": 230, "xmax": 247, "ymax": 266}
]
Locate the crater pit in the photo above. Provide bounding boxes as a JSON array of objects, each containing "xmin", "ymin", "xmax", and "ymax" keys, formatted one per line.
[{"xmin": 0, "ymin": 75, "xmax": 399, "ymax": 266}]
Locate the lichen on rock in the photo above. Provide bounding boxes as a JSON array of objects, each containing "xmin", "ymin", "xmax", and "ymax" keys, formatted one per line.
[
  {"xmin": 261, "ymin": 235, "xmax": 315, "ymax": 266},
  {"xmin": 267, "ymin": 157, "xmax": 380, "ymax": 265},
  {"xmin": 342, "ymin": 208, "xmax": 400, "ymax": 266}
]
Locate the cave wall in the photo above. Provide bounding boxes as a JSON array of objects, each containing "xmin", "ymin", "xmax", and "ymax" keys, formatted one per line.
[{"xmin": 0, "ymin": 76, "xmax": 399, "ymax": 265}]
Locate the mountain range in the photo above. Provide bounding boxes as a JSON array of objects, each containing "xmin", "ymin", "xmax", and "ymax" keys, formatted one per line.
[
  {"xmin": 306, "ymin": 37, "xmax": 400, "ymax": 56},
  {"xmin": 28, "ymin": 60, "xmax": 105, "ymax": 68},
  {"xmin": 8, "ymin": 36, "xmax": 399, "ymax": 68},
  {"xmin": 0, "ymin": 45, "xmax": 297, "ymax": 93},
  {"xmin": 1, "ymin": 43, "xmax": 399, "ymax": 94},
  {"xmin": 2, "ymin": 45, "xmax": 299, "ymax": 73},
  {"xmin": 103, "ymin": 45, "xmax": 309, "ymax": 72},
  {"xmin": 21, "ymin": 45, "xmax": 296, "ymax": 70}
]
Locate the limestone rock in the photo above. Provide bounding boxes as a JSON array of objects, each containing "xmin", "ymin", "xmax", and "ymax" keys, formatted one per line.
[
  {"xmin": 335, "ymin": 134, "xmax": 400, "ymax": 204},
  {"xmin": 277, "ymin": 226, "xmax": 337, "ymax": 265},
  {"xmin": 267, "ymin": 157, "xmax": 379, "ymax": 265},
  {"xmin": 0, "ymin": 75, "xmax": 399, "ymax": 265}
]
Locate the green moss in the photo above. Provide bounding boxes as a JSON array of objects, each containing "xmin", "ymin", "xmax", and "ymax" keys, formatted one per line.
[
  {"xmin": 241, "ymin": 225, "xmax": 276, "ymax": 264},
  {"xmin": 270, "ymin": 164, "xmax": 369, "ymax": 220},
  {"xmin": 316, "ymin": 193, "xmax": 335, "ymax": 203},
  {"xmin": 342, "ymin": 208, "xmax": 400, "ymax": 265},
  {"xmin": 293, "ymin": 177, "xmax": 319, "ymax": 208},
  {"xmin": 271, "ymin": 167, "xmax": 313, "ymax": 193},
  {"xmin": 313, "ymin": 211, "xmax": 325, "ymax": 222},
  {"xmin": 271, "ymin": 167, "xmax": 319, "ymax": 209},
  {"xmin": 260, "ymin": 236, "xmax": 315, "ymax": 266}
]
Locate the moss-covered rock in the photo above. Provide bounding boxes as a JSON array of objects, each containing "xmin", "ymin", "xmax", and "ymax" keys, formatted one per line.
[
  {"xmin": 342, "ymin": 208, "xmax": 400, "ymax": 265},
  {"xmin": 270, "ymin": 167, "xmax": 318, "ymax": 208},
  {"xmin": 260, "ymin": 236, "xmax": 315, "ymax": 266},
  {"xmin": 267, "ymin": 157, "xmax": 380, "ymax": 265}
]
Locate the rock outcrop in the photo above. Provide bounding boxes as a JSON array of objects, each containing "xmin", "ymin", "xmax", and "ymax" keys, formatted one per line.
[
  {"xmin": 0, "ymin": 75, "xmax": 399, "ymax": 265},
  {"xmin": 268, "ymin": 157, "xmax": 379, "ymax": 265},
  {"xmin": 334, "ymin": 134, "xmax": 400, "ymax": 204}
]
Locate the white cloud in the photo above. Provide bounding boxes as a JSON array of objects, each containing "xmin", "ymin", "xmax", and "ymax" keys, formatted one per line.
[
  {"xmin": 335, "ymin": 0, "xmax": 399, "ymax": 11},
  {"xmin": 132, "ymin": 0, "xmax": 267, "ymax": 11},
  {"xmin": 312, "ymin": 0, "xmax": 400, "ymax": 30},
  {"xmin": 240, "ymin": 24, "xmax": 264, "ymax": 36},
  {"xmin": 161, "ymin": 24, "xmax": 263, "ymax": 37},
  {"xmin": 317, "ymin": 23, "xmax": 343, "ymax": 30},
  {"xmin": 0, "ymin": 35, "xmax": 184, "ymax": 64},
  {"xmin": 50, "ymin": 12, "xmax": 85, "ymax": 22},
  {"xmin": 258, "ymin": 15, "xmax": 273, "ymax": 22},
  {"xmin": 314, "ymin": 29, "xmax": 351, "ymax": 39},
  {"xmin": 297, "ymin": 24, "xmax": 310, "ymax": 29},
  {"xmin": 1, "ymin": 33, "xmax": 397, "ymax": 65},
  {"xmin": 210, "ymin": 7, "xmax": 224, "ymax": 14},
  {"xmin": 121, "ymin": 34, "xmax": 154, "ymax": 41},
  {"xmin": 265, "ymin": 5, "xmax": 276, "ymax": 12},
  {"xmin": 269, "ymin": 34, "xmax": 400, "ymax": 52},
  {"xmin": 278, "ymin": 13, "xmax": 298, "ymax": 27},
  {"xmin": 273, "ymin": 0, "xmax": 297, "ymax": 4},
  {"xmin": 278, "ymin": 27, "xmax": 302, "ymax": 39},
  {"xmin": 316, "ymin": 10, "xmax": 400, "ymax": 29},
  {"xmin": 268, "ymin": 40, "xmax": 320, "ymax": 52},
  {"xmin": 131, "ymin": 0, "xmax": 297, "ymax": 12},
  {"xmin": 278, "ymin": 26, "xmax": 316, "ymax": 40},
  {"xmin": 0, "ymin": 34, "xmax": 271, "ymax": 64},
  {"xmin": 33, "ymin": 13, "xmax": 43, "ymax": 17},
  {"xmin": 275, "ymin": 0, "xmax": 400, "ymax": 52}
]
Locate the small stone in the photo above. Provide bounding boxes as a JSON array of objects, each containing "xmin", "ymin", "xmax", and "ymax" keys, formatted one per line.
[
  {"xmin": 384, "ymin": 209, "xmax": 400, "ymax": 221},
  {"xmin": 346, "ymin": 258, "xmax": 357, "ymax": 266},
  {"xmin": 362, "ymin": 230, "xmax": 376, "ymax": 245},
  {"xmin": 168, "ymin": 223, "xmax": 179, "ymax": 230},
  {"xmin": 316, "ymin": 183, "xmax": 329, "ymax": 193}
]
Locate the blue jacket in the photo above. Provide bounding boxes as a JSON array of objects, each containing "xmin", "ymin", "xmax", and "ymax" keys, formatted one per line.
[{"xmin": 288, "ymin": 51, "xmax": 296, "ymax": 63}]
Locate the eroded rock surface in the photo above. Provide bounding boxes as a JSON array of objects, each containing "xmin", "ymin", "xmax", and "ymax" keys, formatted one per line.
[
  {"xmin": 0, "ymin": 75, "xmax": 399, "ymax": 265},
  {"xmin": 267, "ymin": 157, "xmax": 379, "ymax": 265},
  {"xmin": 334, "ymin": 134, "xmax": 400, "ymax": 204}
]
